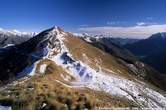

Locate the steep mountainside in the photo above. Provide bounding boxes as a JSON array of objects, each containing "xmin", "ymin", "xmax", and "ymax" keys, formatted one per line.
[
  {"xmin": 79, "ymin": 34, "xmax": 166, "ymax": 91},
  {"xmin": 78, "ymin": 35, "xmax": 138, "ymax": 63},
  {"xmin": 142, "ymin": 51, "xmax": 166, "ymax": 74},
  {"xmin": 125, "ymin": 32, "xmax": 166, "ymax": 74},
  {"xmin": 0, "ymin": 27, "xmax": 166, "ymax": 109}
]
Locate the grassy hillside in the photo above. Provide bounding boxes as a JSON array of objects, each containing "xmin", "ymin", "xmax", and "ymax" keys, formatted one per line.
[
  {"xmin": 0, "ymin": 59, "xmax": 137, "ymax": 110},
  {"xmin": 64, "ymin": 33, "xmax": 166, "ymax": 91}
]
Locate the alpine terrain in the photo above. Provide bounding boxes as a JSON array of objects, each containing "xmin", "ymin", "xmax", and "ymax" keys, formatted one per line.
[
  {"xmin": 0, "ymin": 27, "xmax": 165, "ymax": 110},
  {"xmin": 0, "ymin": 28, "xmax": 35, "ymax": 47},
  {"xmin": 125, "ymin": 32, "xmax": 166, "ymax": 74}
]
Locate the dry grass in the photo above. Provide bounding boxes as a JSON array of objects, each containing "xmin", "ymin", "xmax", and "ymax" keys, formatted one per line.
[
  {"xmin": 0, "ymin": 59, "xmax": 137, "ymax": 110},
  {"xmin": 63, "ymin": 33, "xmax": 166, "ymax": 94},
  {"xmin": 63, "ymin": 33, "xmax": 139, "ymax": 81}
]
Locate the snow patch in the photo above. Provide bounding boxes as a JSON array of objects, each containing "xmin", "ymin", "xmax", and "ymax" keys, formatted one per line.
[
  {"xmin": 39, "ymin": 64, "xmax": 47, "ymax": 74},
  {"xmin": 3, "ymin": 44, "xmax": 15, "ymax": 48},
  {"xmin": 51, "ymin": 53, "xmax": 93, "ymax": 82},
  {"xmin": 0, "ymin": 105, "xmax": 12, "ymax": 110},
  {"xmin": 41, "ymin": 103, "xmax": 47, "ymax": 108},
  {"xmin": 60, "ymin": 74, "xmax": 71, "ymax": 81},
  {"xmin": 83, "ymin": 36, "xmax": 92, "ymax": 43},
  {"xmin": 87, "ymin": 70, "xmax": 166, "ymax": 108}
]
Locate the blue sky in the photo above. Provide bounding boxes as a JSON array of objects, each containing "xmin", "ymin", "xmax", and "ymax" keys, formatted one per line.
[{"xmin": 1, "ymin": 0, "xmax": 166, "ymax": 38}]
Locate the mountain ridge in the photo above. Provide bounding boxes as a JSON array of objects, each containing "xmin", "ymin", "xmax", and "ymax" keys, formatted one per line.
[{"xmin": 0, "ymin": 27, "xmax": 166, "ymax": 109}]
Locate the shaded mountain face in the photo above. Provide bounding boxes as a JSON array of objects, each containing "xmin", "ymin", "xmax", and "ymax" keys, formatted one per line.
[
  {"xmin": 0, "ymin": 28, "xmax": 54, "ymax": 83},
  {"xmin": 142, "ymin": 51, "xmax": 166, "ymax": 74},
  {"xmin": 125, "ymin": 32, "xmax": 166, "ymax": 74},
  {"xmin": 0, "ymin": 29, "xmax": 35, "ymax": 47},
  {"xmin": 79, "ymin": 36, "xmax": 138, "ymax": 63},
  {"xmin": 0, "ymin": 27, "xmax": 166, "ymax": 109},
  {"xmin": 107, "ymin": 37, "xmax": 140, "ymax": 45}
]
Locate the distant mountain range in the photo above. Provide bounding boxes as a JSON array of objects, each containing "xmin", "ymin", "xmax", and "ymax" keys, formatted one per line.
[
  {"xmin": 75, "ymin": 33, "xmax": 140, "ymax": 45},
  {"xmin": 105, "ymin": 37, "xmax": 140, "ymax": 45},
  {"xmin": 125, "ymin": 32, "xmax": 166, "ymax": 74},
  {"xmin": 0, "ymin": 28, "xmax": 36, "ymax": 47}
]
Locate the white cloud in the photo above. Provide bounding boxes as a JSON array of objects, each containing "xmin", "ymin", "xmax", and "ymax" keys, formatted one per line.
[
  {"xmin": 136, "ymin": 22, "xmax": 157, "ymax": 26},
  {"xmin": 78, "ymin": 24, "xmax": 166, "ymax": 39},
  {"xmin": 136, "ymin": 22, "xmax": 147, "ymax": 26}
]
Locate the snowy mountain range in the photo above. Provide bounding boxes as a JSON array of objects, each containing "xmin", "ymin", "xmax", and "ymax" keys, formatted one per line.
[
  {"xmin": 0, "ymin": 27, "xmax": 165, "ymax": 110},
  {"xmin": 0, "ymin": 28, "xmax": 36, "ymax": 47}
]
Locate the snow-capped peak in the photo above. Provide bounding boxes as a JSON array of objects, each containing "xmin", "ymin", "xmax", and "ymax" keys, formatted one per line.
[
  {"xmin": 12, "ymin": 29, "xmax": 21, "ymax": 33},
  {"xmin": 50, "ymin": 26, "xmax": 64, "ymax": 34},
  {"xmin": 0, "ymin": 28, "xmax": 36, "ymax": 36}
]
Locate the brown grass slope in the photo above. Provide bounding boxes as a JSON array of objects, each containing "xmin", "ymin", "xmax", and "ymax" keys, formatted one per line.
[
  {"xmin": 0, "ymin": 59, "xmax": 137, "ymax": 110},
  {"xmin": 64, "ymin": 32, "xmax": 166, "ymax": 92}
]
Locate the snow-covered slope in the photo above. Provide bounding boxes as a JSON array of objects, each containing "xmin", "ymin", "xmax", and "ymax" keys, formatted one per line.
[{"xmin": 0, "ymin": 26, "xmax": 166, "ymax": 109}]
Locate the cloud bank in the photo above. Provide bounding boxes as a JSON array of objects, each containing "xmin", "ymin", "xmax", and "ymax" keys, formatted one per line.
[{"xmin": 78, "ymin": 24, "xmax": 166, "ymax": 39}]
